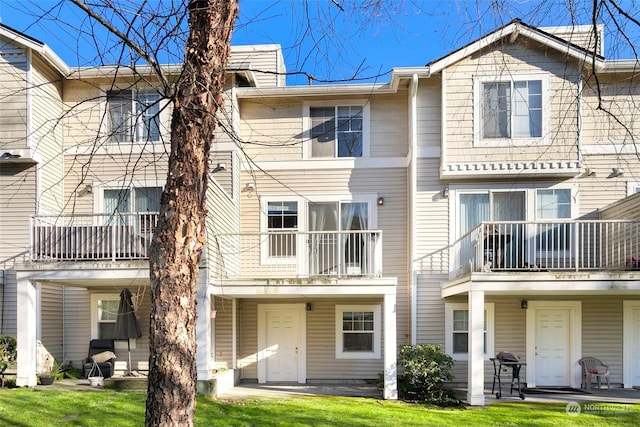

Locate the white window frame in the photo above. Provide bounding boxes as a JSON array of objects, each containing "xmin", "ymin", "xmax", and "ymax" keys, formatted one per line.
[
  {"xmin": 260, "ymin": 197, "xmax": 303, "ymax": 265},
  {"xmin": 626, "ymin": 181, "xmax": 640, "ymax": 197},
  {"xmin": 444, "ymin": 302, "xmax": 494, "ymax": 361},
  {"xmin": 94, "ymin": 183, "xmax": 163, "ymax": 214},
  {"xmin": 474, "ymin": 74, "xmax": 550, "ymax": 147},
  {"xmin": 102, "ymin": 86, "xmax": 169, "ymax": 145},
  {"xmin": 303, "ymin": 100, "xmax": 371, "ymax": 159},
  {"xmin": 90, "ymin": 293, "xmax": 135, "ymax": 350},
  {"xmin": 335, "ymin": 304, "xmax": 381, "ymax": 359}
]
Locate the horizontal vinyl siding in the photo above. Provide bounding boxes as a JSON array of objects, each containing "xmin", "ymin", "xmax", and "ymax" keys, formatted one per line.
[
  {"xmin": 239, "ymin": 94, "xmax": 408, "ymax": 162},
  {"xmin": 416, "ymin": 77, "xmax": 442, "ymax": 149},
  {"xmin": 582, "ymin": 297, "xmax": 624, "ymax": 386},
  {"xmin": 237, "ymin": 298, "xmax": 385, "ymax": 381},
  {"xmin": 62, "ymin": 287, "xmax": 91, "ymax": 367},
  {"xmin": 213, "ymin": 297, "xmax": 234, "ymax": 370},
  {"xmin": 577, "ymin": 154, "xmax": 638, "ymax": 218},
  {"xmin": 40, "ymin": 283, "xmax": 64, "ymax": 362},
  {"xmin": 415, "ymin": 274, "xmax": 446, "ymax": 345},
  {"xmin": 63, "ymin": 153, "xmax": 168, "ymax": 215},
  {"xmin": 416, "ymin": 158, "xmax": 449, "ymax": 273},
  {"xmin": 581, "ymin": 75, "xmax": 640, "ymax": 145},
  {"xmin": 230, "ymin": 48, "xmax": 282, "ymax": 88},
  {"xmin": 599, "ymin": 193, "xmax": 640, "ymax": 220},
  {"xmin": 239, "ymin": 167, "xmax": 409, "ymax": 343},
  {"xmin": 0, "ymin": 164, "xmax": 36, "ymax": 266},
  {"xmin": 443, "ymin": 39, "xmax": 580, "ymax": 166},
  {"xmin": 31, "ymin": 55, "xmax": 64, "ymax": 215},
  {"xmin": 0, "ymin": 39, "xmax": 28, "ymax": 148},
  {"xmin": 0, "ymin": 271, "xmax": 17, "ymax": 336}
]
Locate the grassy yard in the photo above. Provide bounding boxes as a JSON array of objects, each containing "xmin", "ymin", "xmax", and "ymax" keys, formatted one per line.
[{"xmin": 0, "ymin": 389, "xmax": 638, "ymax": 426}]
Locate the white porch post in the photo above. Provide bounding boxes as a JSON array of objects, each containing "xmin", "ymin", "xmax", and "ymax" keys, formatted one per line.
[
  {"xmin": 232, "ymin": 298, "xmax": 237, "ymax": 369},
  {"xmin": 196, "ymin": 275, "xmax": 212, "ymax": 381},
  {"xmin": 467, "ymin": 288, "xmax": 485, "ymax": 406},
  {"xmin": 16, "ymin": 274, "xmax": 37, "ymax": 387},
  {"xmin": 383, "ymin": 292, "xmax": 398, "ymax": 400}
]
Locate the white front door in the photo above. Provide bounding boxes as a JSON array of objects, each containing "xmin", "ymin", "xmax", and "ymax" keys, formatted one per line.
[
  {"xmin": 534, "ymin": 309, "xmax": 570, "ymax": 386},
  {"xmin": 623, "ymin": 301, "xmax": 640, "ymax": 387},
  {"xmin": 258, "ymin": 304, "xmax": 306, "ymax": 383}
]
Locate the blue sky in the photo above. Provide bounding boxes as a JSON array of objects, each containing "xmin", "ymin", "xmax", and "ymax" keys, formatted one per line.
[{"xmin": 1, "ymin": 1, "xmax": 638, "ymax": 85}]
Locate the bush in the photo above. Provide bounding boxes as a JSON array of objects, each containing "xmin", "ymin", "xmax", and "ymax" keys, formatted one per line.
[
  {"xmin": 397, "ymin": 344, "xmax": 461, "ymax": 406},
  {"xmin": 0, "ymin": 336, "xmax": 17, "ymax": 373}
]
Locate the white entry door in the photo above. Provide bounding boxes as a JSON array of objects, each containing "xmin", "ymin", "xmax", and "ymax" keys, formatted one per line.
[
  {"xmin": 535, "ymin": 309, "xmax": 570, "ymax": 386},
  {"xmin": 623, "ymin": 302, "xmax": 640, "ymax": 387},
  {"xmin": 258, "ymin": 304, "xmax": 306, "ymax": 383}
]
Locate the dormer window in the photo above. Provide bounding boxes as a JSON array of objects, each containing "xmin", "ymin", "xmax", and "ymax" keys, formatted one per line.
[{"xmin": 475, "ymin": 75, "xmax": 548, "ymax": 146}]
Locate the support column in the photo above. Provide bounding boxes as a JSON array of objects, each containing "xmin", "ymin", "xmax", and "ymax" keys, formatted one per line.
[
  {"xmin": 383, "ymin": 293, "xmax": 398, "ymax": 400},
  {"xmin": 16, "ymin": 274, "xmax": 37, "ymax": 387},
  {"xmin": 232, "ymin": 298, "xmax": 237, "ymax": 369},
  {"xmin": 195, "ymin": 274, "xmax": 212, "ymax": 382},
  {"xmin": 467, "ymin": 288, "xmax": 485, "ymax": 406}
]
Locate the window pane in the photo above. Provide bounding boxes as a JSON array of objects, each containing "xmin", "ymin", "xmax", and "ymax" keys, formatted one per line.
[
  {"xmin": 267, "ymin": 201, "xmax": 298, "ymax": 257},
  {"xmin": 337, "ymin": 106, "xmax": 363, "ymax": 157},
  {"xmin": 104, "ymin": 189, "xmax": 131, "ymax": 214},
  {"xmin": 453, "ymin": 332, "xmax": 468, "ymax": 353},
  {"xmin": 343, "ymin": 332, "xmax": 373, "ymax": 351},
  {"xmin": 310, "ymin": 107, "xmax": 336, "ymax": 157},
  {"xmin": 135, "ymin": 187, "xmax": 162, "ymax": 212},
  {"xmin": 136, "ymin": 92, "xmax": 160, "ymax": 142},
  {"xmin": 108, "ymin": 90, "xmax": 133, "ymax": 143},
  {"xmin": 483, "ymin": 83, "xmax": 510, "ymax": 138},
  {"xmin": 99, "ymin": 299, "xmax": 119, "ymax": 322},
  {"xmin": 453, "ymin": 309, "xmax": 468, "ymax": 331},
  {"xmin": 459, "ymin": 194, "xmax": 489, "ymax": 235},
  {"xmin": 99, "ymin": 323, "xmax": 116, "ymax": 340}
]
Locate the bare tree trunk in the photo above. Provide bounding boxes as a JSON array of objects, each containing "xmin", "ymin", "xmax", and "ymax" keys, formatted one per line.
[{"xmin": 146, "ymin": 1, "xmax": 238, "ymax": 426}]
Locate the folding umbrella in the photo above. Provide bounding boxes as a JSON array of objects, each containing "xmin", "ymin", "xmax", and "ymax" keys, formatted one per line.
[{"xmin": 114, "ymin": 288, "xmax": 142, "ymax": 375}]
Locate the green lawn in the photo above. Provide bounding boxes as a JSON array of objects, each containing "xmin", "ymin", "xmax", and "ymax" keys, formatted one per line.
[{"xmin": 0, "ymin": 389, "xmax": 638, "ymax": 426}]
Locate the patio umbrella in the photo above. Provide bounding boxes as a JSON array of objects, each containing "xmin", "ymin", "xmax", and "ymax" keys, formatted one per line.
[{"xmin": 115, "ymin": 288, "xmax": 142, "ymax": 375}]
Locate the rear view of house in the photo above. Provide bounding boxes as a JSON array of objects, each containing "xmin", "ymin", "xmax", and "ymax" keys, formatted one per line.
[{"xmin": 2, "ymin": 19, "xmax": 640, "ymax": 406}]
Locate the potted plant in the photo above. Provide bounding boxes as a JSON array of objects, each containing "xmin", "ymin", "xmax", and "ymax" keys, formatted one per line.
[{"xmin": 38, "ymin": 354, "xmax": 57, "ymax": 385}]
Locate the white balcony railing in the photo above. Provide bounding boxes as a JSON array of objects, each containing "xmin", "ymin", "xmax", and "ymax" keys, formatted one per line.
[
  {"xmin": 213, "ymin": 230, "xmax": 383, "ymax": 279},
  {"xmin": 450, "ymin": 220, "xmax": 640, "ymax": 279},
  {"xmin": 31, "ymin": 213, "xmax": 158, "ymax": 261}
]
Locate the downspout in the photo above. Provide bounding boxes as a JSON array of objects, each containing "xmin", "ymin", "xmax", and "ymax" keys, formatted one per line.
[
  {"xmin": 577, "ymin": 77, "xmax": 583, "ymax": 167},
  {"xmin": 409, "ymin": 74, "xmax": 419, "ymax": 345}
]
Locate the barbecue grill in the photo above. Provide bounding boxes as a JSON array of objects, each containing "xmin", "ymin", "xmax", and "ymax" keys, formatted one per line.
[{"xmin": 490, "ymin": 352, "xmax": 526, "ymax": 399}]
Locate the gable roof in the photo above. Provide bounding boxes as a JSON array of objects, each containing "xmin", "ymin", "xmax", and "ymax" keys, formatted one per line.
[
  {"xmin": 0, "ymin": 23, "xmax": 69, "ymax": 76},
  {"xmin": 426, "ymin": 19, "xmax": 606, "ymax": 74}
]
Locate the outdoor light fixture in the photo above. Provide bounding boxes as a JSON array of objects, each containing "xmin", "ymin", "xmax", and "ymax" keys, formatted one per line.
[
  {"xmin": 377, "ymin": 197, "xmax": 384, "ymax": 206},
  {"xmin": 520, "ymin": 300, "xmax": 528, "ymax": 309},
  {"xmin": 246, "ymin": 182, "xmax": 256, "ymax": 191},
  {"xmin": 613, "ymin": 167, "xmax": 624, "ymax": 177},
  {"xmin": 306, "ymin": 302, "xmax": 312, "ymax": 311},
  {"xmin": 442, "ymin": 188, "xmax": 449, "ymax": 198}
]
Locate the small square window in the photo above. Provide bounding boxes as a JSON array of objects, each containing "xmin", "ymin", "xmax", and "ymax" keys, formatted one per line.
[{"xmin": 336, "ymin": 305, "xmax": 381, "ymax": 359}]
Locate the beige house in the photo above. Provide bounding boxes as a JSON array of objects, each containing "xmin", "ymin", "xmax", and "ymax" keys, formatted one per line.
[{"xmin": 2, "ymin": 19, "xmax": 640, "ymax": 406}]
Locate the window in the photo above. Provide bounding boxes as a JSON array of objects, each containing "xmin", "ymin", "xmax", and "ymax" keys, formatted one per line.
[
  {"xmin": 335, "ymin": 304, "xmax": 381, "ymax": 359},
  {"xmin": 267, "ymin": 201, "xmax": 298, "ymax": 258},
  {"xmin": 475, "ymin": 75, "xmax": 547, "ymax": 145},
  {"xmin": 97, "ymin": 298, "xmax": 118, "ymax": 339},
  {"xmin": 103, "ymin": 187, "xmax": 162, "ymax": 214},
  {"xmin": 91, "ymin": 294, "xmax": 136, "ymax": 349},
  {"xmin": 108, "ymin": 89, "xmax": 160, "ymax": 143},
  {"xmin": 445, "ymin": 303, "xmax": 494, "ymax": 360},
  {"xmin": 536, "ymin": 188, "xmax": 572, "ymax": 252},
  {"xmin": 307, "ymin": 103, "xmax": 368, "ymax": 158}
]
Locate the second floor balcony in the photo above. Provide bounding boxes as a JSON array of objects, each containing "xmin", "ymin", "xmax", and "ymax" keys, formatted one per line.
[
  {"xmin": 450, "ymin": 220, "xmax": 640, "ymax": 280},
  {"xmin": 30, "ymin": 213, "xmax": 383, "ymax": 280}
]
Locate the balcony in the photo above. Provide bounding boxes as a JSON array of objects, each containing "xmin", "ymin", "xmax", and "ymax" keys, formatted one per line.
[
  {"xmin": 214, "ymin": 230, "xmax": 383, "ymax": 280},
  {"xmin": 31, "ymin": 213, "xmax": 158, "ymax": 262},
  {"xmin": 450, "ymin": 220, "xmax": 640, "ymax": 280}
]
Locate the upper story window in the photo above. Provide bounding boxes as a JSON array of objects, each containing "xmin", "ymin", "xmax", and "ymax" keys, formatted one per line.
[
  {"xmin": 108, "ymin": 89, "xmax": 161, "ymax": 143},
  {"xmin": 305, "ymin": 102, "xmax": 370, "ymax": 158},
  {"xmin": 475, "ymin": 75, "xmax": 548, "ymax": 146},
  {"xmin": 104, "ymin": 186, "xmax": 162, "ymax": 214},
  {"xmin": 267, "ymin": 201, "xmax": 298, "ymax": 258}
]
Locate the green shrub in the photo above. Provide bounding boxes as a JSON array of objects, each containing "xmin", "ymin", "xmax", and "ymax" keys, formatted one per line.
[
  {"xmin": 0, "ymin": 335, "xmax": 17, "ymax": 373},
  {"xmin": 398, "ymin": 344, "xmax": 461, "ymax": 406}
]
